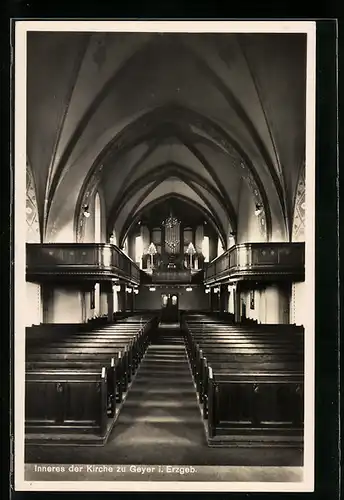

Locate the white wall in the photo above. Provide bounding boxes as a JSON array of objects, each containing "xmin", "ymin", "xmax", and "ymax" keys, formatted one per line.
[
  {"xmin": 217, "ymin": 237, "xmax": 225, "ymax": 257},
  {"xmin": 113, "ymin": 288, "xmax": 119, "ymax": 312},
  {"xmin": 240, "ymin": 284, "xmax": 291, "ymax": 324},
  {"xmin": 227, "ymin": 289, "xmax": 235, "ymax": 314},
  {"xmin": 47, "ymin": 189, "xmax": 107, "ymax": 244},
  {"xmin": 26, "ymin": 282, "xmax": 42, "ymax": 326},
  {"xmin": 236, "ymin": 182, "xmax": 266, "ymax": 244},
  {"xmin": 290, "ymin": 281, "xmax": 306, "ymax": 326},
  {"xmin": 236, "ymin": 179, "xmax": 287, "ymax": 243},
  {"xmin": 43, "ymin": 286, "xmax": 82, "ymax": 323},
  {"xmin": 135, "ymin": 286, "xmax": 209, "ymax": 311},
  {"xmin": 100, "ymin": 287, "xmax": 108, "ymax": 316},
  {"xmin": 81, "ymin": 290, "xmax": 96, "ymax": 322},
  {"xmin": 48, "ymin": 223, "xmax": 75, "ymax": 243},
  {"xmin": 141, "ymin": 225, "xmax": 150, "ymax": 254},
  {"xmin": 94, "ymin": 282, "xmax": 100, "ymax": 316},
  {"xmin": 95, "ymin": 192, "xmax": 101, "ymax": 243},
  {"xmin": 195, "ymin": 225, "xmax": 204, "ymax": 253}
]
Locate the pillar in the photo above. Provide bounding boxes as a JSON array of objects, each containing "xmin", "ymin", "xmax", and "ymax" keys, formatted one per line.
[
  {"xmin": 118, "ymin": 284, "xmax": 127, "ymax": 312},
  {"xmin": 100, "ymin": 281, "xmax": 114, "ymax": 322},
  {"xmin": 113, "ymin": 284, "xmax": 119, "ymax": 313},
  {"xmin": 219, "ymin": 284, "xmax": 228, "ymax": 313},
  {"xmin": 234, "ymin": 283, "xmax": 241, "ymax": 323},
  {"xmin": 210, "ymin": 288, "xmax": 220, "ymax": 312},
  {"xmin": 99, "ymin": 282, "xmax": 108, "ymax": 317}
]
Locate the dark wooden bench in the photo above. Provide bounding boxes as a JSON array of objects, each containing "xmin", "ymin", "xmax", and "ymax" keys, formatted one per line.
[
  {"xmin": 26, "ymin": 331, "xmax": 147, "ymax": 394},
  {"xmin": 184, "ymin": 319, "xmax": 304, "ymax": 447},
  {"xmin": 191, "ymin": 348, "xmax": 303, "ymax": 405},
  {"xmin": 25, "ymin": 368, "xmax": 108, "ymax": 436},
  {"xmin": 26, "ymin": 357, "xmax": 118, "ymax": 415},
  {"xmin": 201, "ymin": 359, "xmax": 303, "ymax": 418},
  {"xmin": 25, "ymin": 315, "xmax": 157, "ymax": 442},
  {"xmin": 206, "ymin": 367, "xmax": 303, "ymax": 447}
]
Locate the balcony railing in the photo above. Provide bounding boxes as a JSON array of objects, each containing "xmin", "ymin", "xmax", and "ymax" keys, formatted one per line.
[
  {"xmin": 140, "ymin": 268, "xmax": 204, "ymax": 284},
  {"xmin": 204, "ymin": 243, "xmax": 305, "ymax": 284},
  {"xmin": 26, "ymin": 243, "xmax": 140, "ymax": 284}
]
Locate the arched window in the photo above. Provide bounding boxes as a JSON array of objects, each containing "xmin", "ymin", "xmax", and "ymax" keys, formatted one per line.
[
  {"xmin": 217, "ymin": 237, "xmax": 224, "ymax": 257},
  {"xmin": 109, "ymin": 231, "xmax": 117, "ymax": 245},
  {"xmin": 202, "ymin": 236, "xmax": 210, "ymax": 262},
  {"xmin": 135, "ymin": 235, "xmax": 143, "ymax": 267},
  {"xmin": 122, "ymin": 238, "xmax": 128, "ymax": 256},
  {"xmin": 95, "ymin": 192, "xmax": 101, "ymax": 243},
  {"xmin": 171, "ymin": 295, "xmax": 178, "ymax": 306}
]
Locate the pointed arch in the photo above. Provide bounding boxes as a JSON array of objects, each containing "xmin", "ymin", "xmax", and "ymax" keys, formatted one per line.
[
  {"xmin": 119, "ymin": 194, "xmax": 226, "ymax": 250},
  {"xmin": 107, "ymin": 162, "xmax": 236, "ymax": 234},
  {"xmin": 76, "ymin": 103, "xmax": 276, "ymax": 243}
]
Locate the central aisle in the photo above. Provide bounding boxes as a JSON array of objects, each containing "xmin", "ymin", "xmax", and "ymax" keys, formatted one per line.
[{"xmin": 106, "ymin": 324, "xmax": 207, "ymax": 463}]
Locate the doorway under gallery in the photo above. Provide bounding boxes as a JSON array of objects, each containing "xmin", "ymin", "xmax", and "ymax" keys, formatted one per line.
[{"xmin": 161, "ymin": 292, "xmax": 179, "ymax": 323}]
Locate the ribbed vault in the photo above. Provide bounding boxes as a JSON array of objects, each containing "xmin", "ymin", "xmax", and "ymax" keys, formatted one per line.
[
  {"xmin": 120, "ymin": 194, "xmax": 226, "ymax": 249},
  {"xmin": 26, "ymin": 31, "xmax": 306, "ymax": 246}
]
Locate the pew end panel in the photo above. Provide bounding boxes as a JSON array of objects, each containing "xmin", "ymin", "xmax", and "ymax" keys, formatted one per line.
[
  {"xmin": 25, "ymin": 369, "xmax": 109, "ymax": 439},
  {"xmin": 206, "ymin": 372, "xmax": 304, "ymax": 448}
]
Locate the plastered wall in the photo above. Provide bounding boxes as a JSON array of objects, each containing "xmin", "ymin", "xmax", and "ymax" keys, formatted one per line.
[
  {"xmin": 25, "ymin": 281, "xmax": 42, "ymax": 326},
  {"xmin": 240, "ymin": 284, "xmax": 291, "ymax": 324},
  {"xmin": 135, "ymin": 286, "xmax": 209, "ymax": 311}
]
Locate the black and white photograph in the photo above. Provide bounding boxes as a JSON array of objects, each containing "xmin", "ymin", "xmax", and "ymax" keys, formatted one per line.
[{"xmin": 14, "ymin": 20, "xmax": 316, "ymax": 492}]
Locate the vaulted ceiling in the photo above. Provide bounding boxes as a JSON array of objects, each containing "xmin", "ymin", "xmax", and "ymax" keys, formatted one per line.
[{"xmin": 26, "ymin": 31, "xmax": 307, "ymax": 244}]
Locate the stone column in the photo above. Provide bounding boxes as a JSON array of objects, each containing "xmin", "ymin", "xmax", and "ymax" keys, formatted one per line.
[
  {"xmin": 99, "ymin": 282, "xmax": 108, "ymax": 317},
  {"xmin": 119, "ymin": 284, "xmax": 127, "ymax": 312},
  {"xmin": 233, "ymin": 283, "xmax": 241, "ymax": 323}
]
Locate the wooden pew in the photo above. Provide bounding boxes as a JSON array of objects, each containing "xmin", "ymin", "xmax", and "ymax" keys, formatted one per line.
[
  {"xmin": 184, "ymin": 318, "xmax": 304, "ymax": 447},
  {"xmin": 26, "ymin": 326, "xmax": 151, "ymax": 402},
  {"xmin": 26, "ymin": 368, "xmax": 108, "ymax": 436},
  {"xmin": 26, "ymin": 352, "xmax": 123, "ymax": 410},
  {"xmin": 185, "ymin": 330, "xmax": 303, "ymax": 394},
  {"xmin": 206, "ymin": 367, "xmax": 303, "ymax": 447},
  {"xmin": 191, "ymin": 348, "xmax": 303, "ymax": 405},
  {"xmin": 26, "ymin": 357, "xmax": 118, "ymax": 415},
  {"xmin": 25, "ymin": 315, "xmax": 157, "ymax": 442}
]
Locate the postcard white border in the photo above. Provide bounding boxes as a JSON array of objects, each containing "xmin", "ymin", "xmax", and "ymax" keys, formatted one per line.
[{"xmin": 14, "ymin": 20, "xmax": 316, "ymax": 492}]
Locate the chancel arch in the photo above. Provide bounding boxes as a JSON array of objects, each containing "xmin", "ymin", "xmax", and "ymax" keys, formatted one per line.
[{"xmin": 119, "ymin": 194, "xmax": 227, "ymax": 251}]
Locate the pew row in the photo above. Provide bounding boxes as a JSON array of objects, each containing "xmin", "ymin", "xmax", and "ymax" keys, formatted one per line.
[
  {"xmin": 25, "ymin": 315, "xmax": 157, "ymax": 445},
  {"xmin": 183, "ymin": 316, "xmax": 304, "ymax": 448}
]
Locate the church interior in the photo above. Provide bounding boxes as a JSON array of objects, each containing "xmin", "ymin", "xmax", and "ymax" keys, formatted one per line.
[{"xmin": 23, "ymin": 30, "xmax": 308, "ymax": 481}]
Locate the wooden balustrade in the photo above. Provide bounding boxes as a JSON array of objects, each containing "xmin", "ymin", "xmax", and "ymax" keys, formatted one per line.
[
  {"xmin": 26, "ymin": 243, "xmax": 140, "ymax": 285},
  {"xmin": 204, "ymin": 243, "xmax": 305, "ymax": 284}
]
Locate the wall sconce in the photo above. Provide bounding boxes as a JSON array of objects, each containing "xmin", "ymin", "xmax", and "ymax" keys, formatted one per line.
[
  {"xmin": 126, "ymin": 287, "xmax": 132, "ymax": 293},
  {"xmin": 205, "ymin": 287, "xmax": 210, "ymax": 294},
  {"xmin": 149, "ymin": 287, "xmax": 156, "ymax": 292},
  {"xmin": 213, "ymin": 287, "xmax": 220, "ymax": 294},
  {"xmin": 82, "ymin": 205, "xmax": 91, "ymax": 218},
  {"xmin": 134, "ymin": 288, "xmax": 139, "ymax": 295},
  {"xmin": 254, "ymin": 204, "xmax": 263, "ymax": 216},
  {"xmin": 186, "ymin": 287, "xmax": 192, "ymax": 292}
]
